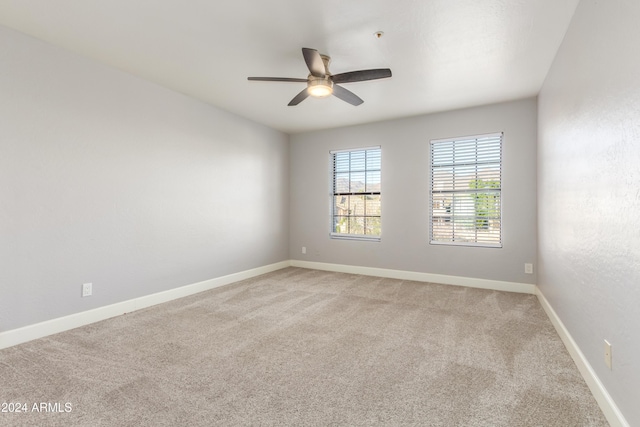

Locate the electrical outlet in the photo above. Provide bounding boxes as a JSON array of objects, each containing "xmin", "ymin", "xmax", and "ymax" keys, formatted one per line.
[
  {"xmin": 302, "ymin": 246, "xmax": 306, "ymax": 254},
  {"xmin": 604, "ymin": 340, "xmax": 612, "ymax": 370},
  {"xmin": 82, "ymin": 283, "xmax": 92, "ymax": 297},
  {"xmin": 524, "ymin": 263, "xmax": 533, "ymax": 274}
]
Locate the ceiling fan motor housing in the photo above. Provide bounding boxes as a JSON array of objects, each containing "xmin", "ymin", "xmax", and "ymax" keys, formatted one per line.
[{"xmin": 320, "ymin": 54, "xmax": 331, "ymax": 72}]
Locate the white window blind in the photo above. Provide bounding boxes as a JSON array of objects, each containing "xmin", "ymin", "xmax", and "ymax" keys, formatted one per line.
[
  {"xmin": 430, "ymin": 133, "xmax": 502, "ymax": 247},
  {"xmin": 331, "ymin": 147, "xmax": 381, "ymax": 240}
]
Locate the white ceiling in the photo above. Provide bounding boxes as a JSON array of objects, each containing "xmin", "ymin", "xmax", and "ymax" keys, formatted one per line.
[{"xmin": 0, "ymin": 0, "xmax": 579, "ymax": 134}]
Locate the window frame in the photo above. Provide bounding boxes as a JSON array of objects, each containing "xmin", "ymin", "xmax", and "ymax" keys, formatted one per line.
[
  {"xmin": 429, "ymin": 132, "xmax": 503, "ymax": 248},
  {"xmin": 329, "ymin": 146, "xmax": 382, "ymax": 241}
]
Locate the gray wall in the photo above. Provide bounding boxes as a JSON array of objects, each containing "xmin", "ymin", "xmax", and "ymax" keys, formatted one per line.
[
  {"xmin": 0, "ymin": 25, "xmax": 289, "ymax": 332},
  {"xmin": 290, "ymin": 98, "xmax": 538, "ymax": 285},
  {"xmin": 537, "ymin": 0, "xmax": 640, "ymax": 424}
]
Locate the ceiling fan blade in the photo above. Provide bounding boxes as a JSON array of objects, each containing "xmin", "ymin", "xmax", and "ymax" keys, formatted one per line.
[
  {"xmin": 248, "ymin": 77, "xmax": 308, "ymax": 82},
  {"xmin": 332, "ymin": 84, "xmax": 364, "ymax": 106},
  {"xmin": 302, "ymin": 48, "xmax": 326, "ymax": 78},
  {"xmin": 288, "ymin": 88, "xmax": 310, "ymax": 106},
  {"xmin": 331, "ymin": 69, "xmax": 392, "ymax": 84}
]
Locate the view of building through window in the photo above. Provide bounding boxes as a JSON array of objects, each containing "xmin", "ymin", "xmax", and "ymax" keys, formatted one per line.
[{"xmin": 331, "ymin": 147, "xmax": 381, "ymax": 239}]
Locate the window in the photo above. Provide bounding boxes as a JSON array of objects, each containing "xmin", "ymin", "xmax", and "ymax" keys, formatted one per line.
[
  {"xmin": 331, "ymin": 147, "xmax": 381, "ymax": 240},
  {"xmin": 430, "ymin": 132, "xmax": 502, "ymax": 247}
]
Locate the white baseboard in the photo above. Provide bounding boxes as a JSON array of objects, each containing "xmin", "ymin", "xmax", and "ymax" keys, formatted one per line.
[
  {"xmin": 290, "ymin": 260, "xmax": 536, "ymax": 294},
  {"xmin": 0, "ymin": 261, "xmax": 290, "ymax": 350},
  {"xmin": 535, "ymin": 289, "xmax": 629, "ymax": 427}
]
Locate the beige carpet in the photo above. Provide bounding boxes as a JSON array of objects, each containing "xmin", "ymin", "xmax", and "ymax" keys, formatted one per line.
[{"xmin": 0, "ymin": 267, "xmax": 608, "ymax": 426}]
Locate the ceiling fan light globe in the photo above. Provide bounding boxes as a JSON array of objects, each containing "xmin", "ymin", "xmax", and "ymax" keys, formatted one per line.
[
  {"xmin": 307, "ymin": 80, "xmax": 333, "ymax": 98},
  {"xmin": 308, "ymin": 86, "xmax": 332, "ymax": 97}
]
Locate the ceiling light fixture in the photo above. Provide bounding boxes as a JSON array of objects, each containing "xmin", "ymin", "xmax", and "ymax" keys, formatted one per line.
[{"xmin": 307, "ymin": 79, "xmax": 334, "ymax": 98}]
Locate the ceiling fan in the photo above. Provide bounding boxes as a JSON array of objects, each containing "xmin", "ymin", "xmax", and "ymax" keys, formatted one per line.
[{"xmin": 248, "ymin": 48, "xmax": 392, "ymax": 106}]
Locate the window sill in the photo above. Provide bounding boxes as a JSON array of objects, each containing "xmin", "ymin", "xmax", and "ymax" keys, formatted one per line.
[
  {"xmin": 429, "ymin": 240, "xmax": 502, "ymax": 248},
  {"xmin": 331, "ymin": 233, "xmax": 381, "ymax": 242}
]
